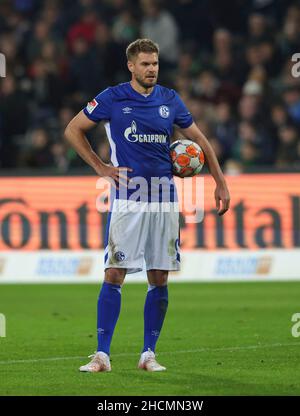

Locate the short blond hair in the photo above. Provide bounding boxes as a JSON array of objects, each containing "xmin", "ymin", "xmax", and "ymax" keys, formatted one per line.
[{"xmin": 126, "ymin": 38, "xmax": 159, "ymax": 61}]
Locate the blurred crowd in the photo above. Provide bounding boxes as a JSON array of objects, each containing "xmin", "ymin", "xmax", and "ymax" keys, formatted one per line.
[{"xmin": 1, "ymin": 0, "xmax": 300, "ymax": 173}]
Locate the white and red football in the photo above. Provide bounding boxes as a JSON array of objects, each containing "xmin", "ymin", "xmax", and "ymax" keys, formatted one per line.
[{"xmin": 170, "ymin": 139, "xmax": 205, "ymax": 177}]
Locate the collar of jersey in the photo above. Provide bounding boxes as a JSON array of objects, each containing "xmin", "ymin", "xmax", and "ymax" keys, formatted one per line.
[{"xmin": 128, "ymin": 82, "xmax": 157, "ymax": 100}]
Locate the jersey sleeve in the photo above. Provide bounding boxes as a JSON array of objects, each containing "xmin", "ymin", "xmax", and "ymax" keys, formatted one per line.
[
  {"xmin": 83, "ymin": 88, "xmax": 113, "ymax": 122},
  {"xmin": 173, "ymin": 91, "xmax": 193, "ymax": 129}
]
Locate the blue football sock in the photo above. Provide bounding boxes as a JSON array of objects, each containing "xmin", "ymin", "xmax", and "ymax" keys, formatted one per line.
[
  {"xmin": 142, "ymin": 285, "xmax": 168, "ymax": 353},
  {"xmin": 97, "ymin": 281, "xmax": 121, "ymax": 355}
]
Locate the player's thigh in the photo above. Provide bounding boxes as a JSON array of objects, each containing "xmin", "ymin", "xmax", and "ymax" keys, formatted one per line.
[
  {"xmin": 105, "ymin": 200, "xmax": 150, "ymax": 273},
  {"xmin": 144, "ymin": 203, "xmax": 180, "ymax": 270}
]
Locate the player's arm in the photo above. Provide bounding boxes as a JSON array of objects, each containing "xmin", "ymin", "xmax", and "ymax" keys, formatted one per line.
[
  {"xmin": 64, "ymin": 111, "xmax": 132, "ymax": 187},
  {"xmin": 180, "ymin": 122, "xmax": 230, "ymax": 216}
]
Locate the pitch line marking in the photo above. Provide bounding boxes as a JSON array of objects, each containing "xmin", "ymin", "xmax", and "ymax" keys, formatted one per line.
[{"xmin": 0, "ymin": 342, "xmax": 298, "ymax": 365}]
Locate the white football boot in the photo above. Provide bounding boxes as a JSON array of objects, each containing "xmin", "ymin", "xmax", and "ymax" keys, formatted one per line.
[
  {"xmin": 138, "ymin": 349, "xmax": 166, "ymax": 372},
  {"xmin": 79, "ymin": 351, "xmax": 111, "ymax": 372}
]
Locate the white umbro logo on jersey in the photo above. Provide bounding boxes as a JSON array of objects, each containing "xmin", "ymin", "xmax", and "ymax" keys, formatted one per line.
[
  {"xmin": 122, "ymin": 107, "xmax": 132, "ymax": 114},
  {"xmin": 86, "ymin": 99, "xmax": 98, "ymax": 114}
]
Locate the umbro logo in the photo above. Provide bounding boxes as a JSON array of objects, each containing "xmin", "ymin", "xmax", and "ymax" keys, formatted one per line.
[{"xmin": 122, "ymin": 107, "xmax": 132, "ymax": 114}]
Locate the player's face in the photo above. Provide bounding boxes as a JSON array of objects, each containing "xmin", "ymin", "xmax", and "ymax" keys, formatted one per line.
[{"xmin": 129, "ymin": 52, "xmax": 159, "ymax": 88}]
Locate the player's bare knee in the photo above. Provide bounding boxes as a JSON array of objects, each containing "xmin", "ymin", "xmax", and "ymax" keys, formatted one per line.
[
  {"xmin": 104, "ymin": 268, "xmax": 126, "ymax": 285},
  {"xmin": 147, "ymin": 270, "xmax": 168, "ymax": 287}
]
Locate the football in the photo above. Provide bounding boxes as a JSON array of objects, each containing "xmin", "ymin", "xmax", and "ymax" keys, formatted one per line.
[{"xmin": 170, "ymin": 139, "xmax": 205, "ymax": 177}]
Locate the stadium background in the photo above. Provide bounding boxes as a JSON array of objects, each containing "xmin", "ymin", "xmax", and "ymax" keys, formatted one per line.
[
  {"xmin": 1, "ymin": 0, "xmax": 300, "ymax": 282},
  {"xmin": 0, "ymin": 0, "xmax": 300, "ymax": 397}
]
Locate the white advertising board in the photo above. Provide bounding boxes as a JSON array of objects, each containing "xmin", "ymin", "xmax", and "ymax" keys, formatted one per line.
[{"xmin": 0, "ymin": 249, "xmax": 299, "ymax": 283}]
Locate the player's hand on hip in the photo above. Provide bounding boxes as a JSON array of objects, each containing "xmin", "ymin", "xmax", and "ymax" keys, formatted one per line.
[
  {"xmin": 96, "ymin": 164, "xmax": 133, "ymax": 189},
  {"xmin": 214, "ymin": 183, "xmax": 230, "ymax": 216}
]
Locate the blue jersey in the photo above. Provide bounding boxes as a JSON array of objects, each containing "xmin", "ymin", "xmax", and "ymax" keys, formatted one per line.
[{"xmin": 83, "ymin": 82, "xmax": 193, "ymax": 201}]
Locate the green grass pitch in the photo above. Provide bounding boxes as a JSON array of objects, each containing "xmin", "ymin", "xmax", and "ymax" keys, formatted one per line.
[{"xmin": 0, "ymin": 281, "xmax": 299, "ymax": 396}]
